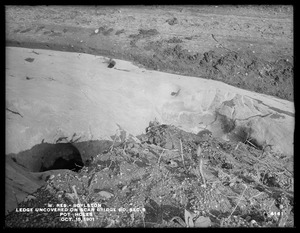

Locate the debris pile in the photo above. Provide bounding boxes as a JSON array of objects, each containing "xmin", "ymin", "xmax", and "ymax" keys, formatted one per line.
[{"xmin": 5, "ymin": 121, "xmax": 294, "ymax": 227}]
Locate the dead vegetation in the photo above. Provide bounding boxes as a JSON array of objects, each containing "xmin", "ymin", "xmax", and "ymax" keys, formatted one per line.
[{"xmin": 5, "ymin": 121, "xmax": 294, "ymax": 227}]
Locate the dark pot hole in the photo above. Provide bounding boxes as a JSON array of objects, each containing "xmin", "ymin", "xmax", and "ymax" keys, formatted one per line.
[
  {"xmin": 7, "ymin": 140, "xmax": 113, "ymax": 173},
  {"xmin": 107, "ymin": 60, "xmax": 116, "ymax": 68},
  {"xmin": 218, "ymin": 113, "xmax": 264, "ymax": 150}
]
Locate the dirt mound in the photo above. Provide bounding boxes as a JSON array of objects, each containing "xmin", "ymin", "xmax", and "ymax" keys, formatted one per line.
[
  {"xmin": 5, "ymin": 122, "xmax": 294, "ymax": 228},
  {"xmin": 137, "ymin": 44, "xmax": 293, "ymax": 101}
]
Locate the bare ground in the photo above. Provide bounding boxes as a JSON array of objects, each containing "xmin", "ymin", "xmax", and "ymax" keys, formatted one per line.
[{"xmin": 6, "ymin": 5, "xmax": 293, "ymax": 100}]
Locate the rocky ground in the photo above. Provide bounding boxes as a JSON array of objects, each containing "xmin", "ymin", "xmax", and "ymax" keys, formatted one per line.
[
  {"xmin": 6, "ymin": 5, "xmax": 293, "ymax": 100},
  {"xmin": 5, "ymin": 122, "xmax": 294, "ymax": 227}
]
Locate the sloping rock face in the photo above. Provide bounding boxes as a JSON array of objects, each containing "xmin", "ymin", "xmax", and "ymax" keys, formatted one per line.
[
  {"xmin": 161, "ymin": 92, "xmax": 294, "ymax": 155},
  {"xmin": 5, "ymin": 154, "xmax": 71, "ymax": 214},
  {"xmin": 6, "ymin": 47, "xmax": 294, "ymax": 157}
]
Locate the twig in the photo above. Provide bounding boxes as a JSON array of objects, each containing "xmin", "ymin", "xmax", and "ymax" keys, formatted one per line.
[
  {"xmin": 199, "ymin": 158, "xmax": 206, "ymax": 188},
  {"xmin": 170, "ymin": 216, "xmax": 186, "ymax": 227},
  {"xmin": 207, "ymin": 211, "xmax": 221, "ymax": 221},
  {"xmin": 148, "ymin": 144, "xmax": 178, "ymax": 152},
  {"xmin": 219, "ymin": 191, "xmax": 239, "ymax": 199},
  {"xmin": 123, "ymin": 142, "xmax": 127, "ymax": 155},
  {"xmin": 211, "ymin": 34, "xmax": 238, "ymax": 54},
  {"xmin": 107, "ymin": 159, "xmax": 113, "ymax": 169},
  {"xmin": 234, "ymin": 142, "xmax": 240, "ymax": 151},
  {"xmin": 71, "ymin": 136, "xmax": 81, "ymax": 143},
  {"xmin": 179, "ymin": 139, "xmax": 185, "ymax": 168},
  {"xmin": 158, "ymin": 150, "xmax": 164, "ymax": 165},
  {"xmin": 6, "ymin": 108, "xmax": 23, "ymax": 118},
  {"xmin": 141, "ymin": 210, "xmax": 146, "ymax": 228},
  {"xmin": 248, "ymin": 191, "xmax": 263, "ymax": 201},
  {"xmin": 56, "ymin": 136, "xmax": 68, "ymax": 144},
  {"xmin": 211, "ymin": 34, "xmax": 219, "ymax": 43},
  {"xmin": 72, "ymin": 185, "xmax": 88, "ymax": 227},
  {"xmin": 227, "ymin": 184, "xmax": 247, "ymax": 220},
  {"xmin": 74, "ymin": 163, "xmax": 82, "ymax": 168},
  {"xmin": 245, "ymin": 139, "xmax": 258, "ymax": 149},
  {"xmin": 110, "ymin": 130, "xmax": 118, "ymax": 152},
  {"xmin": 268, "ymin": 199, "xmax": 275, "ymax": 210},
  {"xmin": 70, "ymin": 133, "xmax": 82, "ymax": 143},
  {"xmin": 197, "ymin": 145, "xmax": 206, "ymax": 188},
  {"xmin": 31, "ymin": 50, "xmax": 40, "ymax": 55}
]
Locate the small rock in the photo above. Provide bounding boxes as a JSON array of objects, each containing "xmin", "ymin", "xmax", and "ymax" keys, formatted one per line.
[
  {"xmin": 127, "ymin": 143, "xmax": 134, "ymax": 149},
  {"xmin": 250, "ymin": 219, "xmax": 257, "ymax": 227},
  {"xmin": 166, "ymin": 17, "xmax": 178, "ymax": 26},
  {"xmin": 194, "ymin": 216, "xmax": 211, "ymax": 227},
  {"xmin": 99, "ymin": 190, "xmax": 114, "ymax": 199},
  {"xmin": 245, "ymin": 216, "xmax": 251, "ymax": 222},
  {"xmin": 108, "ymin": 60, "xmax": 116, "ymax": 68},
  {"xmin": 24, "ymin": 195, "xmax": 36, "ymax": 202},
  {"xmin": 95, "ymin": 29, "xmax": 99, "ymax": 34},
  {"xmin": 65, "ymin": 193, "xmax": 76, "ymax": 200},
  {"xmin": 169, "ymin": 160, "xmax": 178, "ymax": 167}
]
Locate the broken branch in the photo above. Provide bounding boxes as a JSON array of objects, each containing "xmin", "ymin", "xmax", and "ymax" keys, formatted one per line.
[
  {"xmin": 197, "ymin": 145, "xmax": 206, "ymax": 187},
  {"xmin": 6, "ymin": 108, "xmax": 23, "ymax": 118},
  {"xmin": 72, "ymin": 185, "xmax": 88, "ymax": 227},
  {"xmin": 179, "ymin": 138, "xmax": 185, "ymax": 168}
]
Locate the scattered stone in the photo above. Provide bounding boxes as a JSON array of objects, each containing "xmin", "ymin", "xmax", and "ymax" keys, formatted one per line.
[
  {"xmin": 24, "ymin": 58, "xmax": 34, "ymax": 62},
  {"xmin": 166, "ymin": 17, "xmax": 178, "ymax": 26}
]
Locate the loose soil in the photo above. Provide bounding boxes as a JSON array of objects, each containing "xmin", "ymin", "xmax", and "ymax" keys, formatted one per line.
[{"xmin": 6, "ymin": 5, "xmax": 293, "ymax": 101}]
